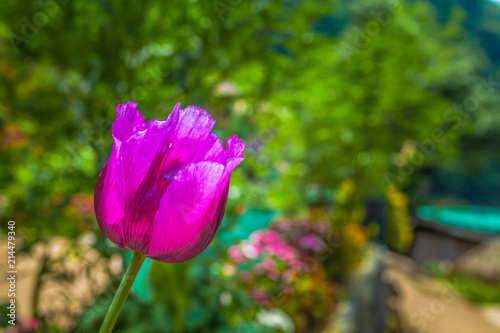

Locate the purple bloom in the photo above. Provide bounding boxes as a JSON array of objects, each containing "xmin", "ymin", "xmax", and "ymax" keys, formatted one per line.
[
  {"xmin": 298, "ymin": 234, "xmax": 324, "ymax": 251},
  {"xmin": 95, "ymin": 102, "xmax": 245, "ymax": 263}
]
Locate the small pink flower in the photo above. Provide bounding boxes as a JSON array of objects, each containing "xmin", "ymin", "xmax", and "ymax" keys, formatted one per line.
[
  {"xmin": 249, "ymin": 287, "xmax": 270, "ymax": 305},
  {"xmin": 263, "ymin": 257, "xmax": 280, "ymax": 281},
  {"xmin": 315, "ymin": 221, "xmax": 331, "ymax": 234},
  {"xmin": 299, "ymin": 234, "xmax": 325, "ymax": 251},
  {"xmin": 282, "ymin": 251, "xmax": 295, "ymax": 261},
  {"xmin": 228, "ymin": 245, "xmax": 245, "ymax": 263},
  {"xmin": 242, "ymin": 243, "xmax": 260, "ymax": 258},
  {"xmin": 25, "ymin": 318, "xmax": 41, "ymax": 331}
]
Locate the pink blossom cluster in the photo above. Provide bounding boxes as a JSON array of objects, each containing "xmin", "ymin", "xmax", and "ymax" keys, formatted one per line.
[
  {"xmin": 228, "ymin": 230, "xmax": 303, "ymax": 282},
  {"xmin": 273, "ymin": 220, "xmax": 329, "ymax": 254},
  {"xmin": 227, "ymin": 221, "xmax": 333, "ymax": 305}
]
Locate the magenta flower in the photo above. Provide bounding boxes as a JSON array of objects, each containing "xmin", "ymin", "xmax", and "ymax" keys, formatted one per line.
[
  {"xmin": 95, "ymin": 102, "xmax": 245, "ymax": 263},
  {"xmin": 298, "ymin": 234, "xmax": 324, "ymax": 251}
]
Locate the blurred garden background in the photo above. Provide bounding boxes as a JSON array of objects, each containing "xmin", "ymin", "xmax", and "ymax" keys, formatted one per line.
[{"xmin": 2, "ymin": 0, "xmax": 500, "ymax": 332}]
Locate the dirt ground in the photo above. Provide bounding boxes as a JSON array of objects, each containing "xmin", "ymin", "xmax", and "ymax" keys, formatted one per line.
[
  {"xmin": 0, "ymin": 237, "xmax": 122, "ymax": 330},
  {"xmin": 384, "ymin": 252, "xmax": 500, "ymax": 333}
]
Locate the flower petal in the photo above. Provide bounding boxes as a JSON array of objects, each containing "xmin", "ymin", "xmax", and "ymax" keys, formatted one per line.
[
  {"xmin": 120, "ymin": 136, "xmax": 174, "ymax": 253},
  {"xmin": 225, "ymin": 134, "xmax": 246, "ymax": 173},
  {"xmin": 147, "ymin": 161, "xmax": 227, "ymax": 262},
  {"xmin": 112, "ymin": 103, "xmax": 146, "ymax": 142},
  {"xmin": 119, "ymin": 120, "xmax": 172, "ymax": 200},
  {"xmin": 119, "ymin": 103, "xmax": 217, "ymax": 194},
  {"xmin": 94, "ymin": 144, "xmax": 124, "ymax": 245},
  {"xmin": 119, "ymin": 104, "xmax": 218, "ymax": 254},
  {"xmin": 197, "ymin": 133, "xmax": 227, "ymax": 164},
  {"xmin": 161, "ymin": 104, "xmax": 217, "ymax": 179}
]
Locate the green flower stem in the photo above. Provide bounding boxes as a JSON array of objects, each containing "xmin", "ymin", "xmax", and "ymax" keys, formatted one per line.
[{"xmin": 99, "ymin": 251, "xmax": 146, "ymax": 333}]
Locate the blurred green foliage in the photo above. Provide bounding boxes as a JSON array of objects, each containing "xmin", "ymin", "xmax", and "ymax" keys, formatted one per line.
[
  {"xmin": 443, "ymin": 274, "xmax": 500, "ymax": 304},
  {"xmin": 78, "ymin": 294, "xmax": 171, "ymax": 333},
  {"xmin": 385, "ymin": 185, "xmax": 413, "ymax": 252},
  {"xmin": 425, "ymin": 260, "xmax": 500, "ymax": 305},
  {"xmin": 1, "ymin": 0, "xmax": 494, "ymax": 241},
  {"xmin": 1, "ymin": 0, "xmax": 500, "ymax": 332},
  {"xmin": 325, "ymin": 178, "xmax": 368, "ymax": 277}
]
